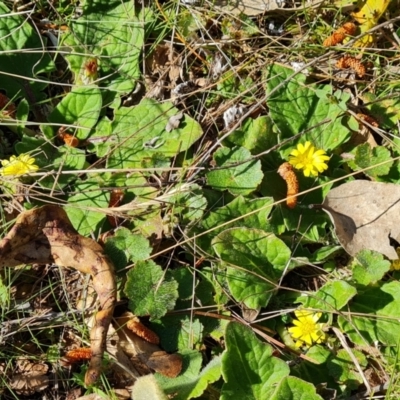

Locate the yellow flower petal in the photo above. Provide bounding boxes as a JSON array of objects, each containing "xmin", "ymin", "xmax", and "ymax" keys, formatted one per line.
[
  {"xmin": 288, "ymin": 309, "xmax": 326, "ymax": 349},
  {"xmin": 0, "ymin": 154, "xmax": 39, "ymax": 176},
  {"xmin": 288, "ymin": 142, "xmax": 329, "ymax": 177}
]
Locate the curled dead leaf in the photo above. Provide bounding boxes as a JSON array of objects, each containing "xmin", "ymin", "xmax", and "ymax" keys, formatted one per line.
[
  {"xmin": 165, "ymin": 112, "xmax": 183, "ymax": 132},
  {"xmin": 320, "ymin": 180, "xmax": 400, "ymax": 259},
  {"xmin": 0, "ymin": 205, "xmax": 116, "ymax": 385},
  {"xmin": 10, "ymin": 373, "xmax": 49, "ymax": 396},
  {"xmin": 114, "ymin": 313, "xmax": 183, "ymax": 378},
  {"xmin": 11, "ymin": 359, "xmax": 49, "ymax": 396},
  {"xmin": 147, "ymin": 351, "xmax": 183, "ymax": 378}
]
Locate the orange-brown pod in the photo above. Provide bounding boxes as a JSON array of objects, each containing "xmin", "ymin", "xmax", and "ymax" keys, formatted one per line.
[
  {"xmin": 357, "ymin": 113, "xmax": 379, "ymax": 127},
  {"xmin": 323, "ymin": 22, "xmax": 356, "ymax": 47},
  {"xmin": 57, "ymin": 127, "xmax": 80, "ymax": 147},
  {"xmin": 127, "ymin": 316, "xmax": 160, "ymax": 345},
  {"xmin": 278, "ymin": 162, "xmax": 299, "ymax": 209},
  {"xmin": 63, "ymin": 348, "xmax": 92, "ymax": 364},
  {"xmin": 107, "ymin": 189, "xmax": 124, "ymax": 227},
  {"xmin": 336, "ymin": 56, "xmax": 366, "ymax": 77}
]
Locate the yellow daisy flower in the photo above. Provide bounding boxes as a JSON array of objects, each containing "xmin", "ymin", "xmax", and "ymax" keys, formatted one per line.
[
  {"xmin": 288, "ymin": 309, "xmax": 326, "ymax": 348},
  {"xmin": 288, "ymin": 141, "xmax": 330, "ymax": 177},
  {"xmin": 1, "ymin": 154, "xmax": 39, "ymax": 176}
]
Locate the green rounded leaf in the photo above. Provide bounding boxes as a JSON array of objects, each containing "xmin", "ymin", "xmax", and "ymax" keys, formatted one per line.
[
  {"xmin": 221, "ymin": 322, "xmax": 289, "ymax": 400},
  {"xmin": 195, "ymin": 196, "xmax": 274, "ymax": 254},
  {"xmin": 338, "ymin": 281, "xmax": 400, "ymax": 346},
  {"xmin": 104, "ymin": 228, "xmax": 152, "ymax": 269},
  {"xmin": 43, "ymin": 86, "xmax": 102, "ymax": 139},
  {"xmin": 206, "ymin": 147, "xmax": 263, "ymax": 195},
  {"xmin": 0, "ymin": 3, "xmax": 55, "ymax": 100},
  {"xmin": 92, "ymin": 99, "xmax": 203, "ymax": 168},
  {"xmin": 65, "ymin": 181, "xmax": 109, "ymax": 235},
  {"xmin": 63, "ymin": 0, "xmax": 143, "ymax": 92},
  {"xmin": 303, "ymin": 281, "xmax": 357, "ymax": 311},
  {"xmin": 265, "ymin": 64, "xmax": 351, "ymax": 153},
  {"xmin": 212, "ymin": 228, "xmax": 291, "ymax": 309},
  {"xmin": 352, "ymin": 249, "xmax": 391, "ymax": 285},
  {"xmin": 156, "ymin": 350, "xmax": 221, "ymax": 400},
  {"xmin": 269, "ymin": 376, "xmax": 324, "ymax": 400}
]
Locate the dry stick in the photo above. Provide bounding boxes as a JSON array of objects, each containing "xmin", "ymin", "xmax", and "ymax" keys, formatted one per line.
[{"xmin": 332, "ymin": 327, "xmax": 371, "ymax": 394}]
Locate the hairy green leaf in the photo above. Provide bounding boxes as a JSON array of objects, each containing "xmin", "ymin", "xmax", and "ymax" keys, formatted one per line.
[
  {"xmin": 213, "ymin": 228, "xmax": 291, "ymax": 309},
  {"xmin": 125, "ymin": 260, "xmax": 178, "ymax": 320}
]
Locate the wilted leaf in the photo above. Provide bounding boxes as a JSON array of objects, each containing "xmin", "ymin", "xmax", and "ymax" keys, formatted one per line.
[
  {"xmin": 114, "ymin": 313, "xmax": 182, "ymax": 378},
  {"xmin": 165, "ymin": 111, "xmax": 183, "ymax": 132},
  {"xmin": 214, "ymin": 0, "xmax": 324, "ymax": 15},
  {"xmin": 352, "ymin": 0, "xmax": 391, "ymax": 46},
  {"xmin": 10, "ymin": 374, "xmax": 49, "ymax": 396},
  {"xmin": 0, "ymin": 205, "xmax": 116, "ymax": 385},
  {"xmin": 322, "ymin": 180, "xmax": 400, "ymax": 259}
]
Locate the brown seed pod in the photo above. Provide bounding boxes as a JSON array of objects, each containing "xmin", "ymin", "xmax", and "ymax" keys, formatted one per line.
[
  {"xmin": 323, "ymin": 32, "xmax": 346, "ymax": 47},
  {"xmin": 0, "ymin": 93, "xmax": 16, "ymax": 118},
  {"xmin": 277, "ymin": 162, "xmax": 299, "ymax": 209},
  {"xmin": 57, "ymin": 127, "xmax": 80, "ymax": 147},
  {"xmin": 336, "ymin": 56, "xmax": 366, "ymax": 77},
  {"xmin": 63, "ymin": 348, "xmax": 92, "ymax": 365},
  {"xmin": 127, "ymin": 316, "xmax": 160, "ymax": 345},
  {"xmin": 107, "ymin": 189, "xmax": 124, "ymax": 227},
  {"xmin": 357, "ymin": 113, "xmax": 379, "ymax": 127},
  {"xmin": 323, "ymin": 22, "xmax": 356, "ymax": 47}
]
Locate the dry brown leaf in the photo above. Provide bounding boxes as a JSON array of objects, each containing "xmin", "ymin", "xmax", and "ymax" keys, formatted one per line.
[
  {"xmin": 321, "ymin": 180, "xmax": 400, "ymax": 259},
  {"xmin": 165, "ymin": 111, "xmax": 183, "ymax": 133},
  {"xmin": 0, "ymin": 205, "xmax": 116, "ymax": 385},
  {"xmin": 147, "ymin": 351, "xmax": 183, "ymax": 378},
  {"xmin": 10, "ymin": 373, "xmax": 49, "ymax": 396},
  {"xmin": 114, "ymin": 313, "xmax": 183, "ymax": 378}
]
